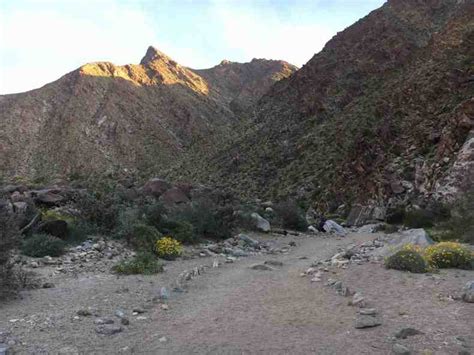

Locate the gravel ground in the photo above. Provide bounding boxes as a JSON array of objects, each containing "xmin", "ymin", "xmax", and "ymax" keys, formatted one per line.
[{"xmin": 0, "ymin": 231, "xmax": 472, "ymax": 354}]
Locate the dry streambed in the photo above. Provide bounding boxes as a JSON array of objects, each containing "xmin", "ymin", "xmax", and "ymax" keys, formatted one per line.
[{"xmin": 0, "ymin": 231, "xmax": 473, "ymax": 355}]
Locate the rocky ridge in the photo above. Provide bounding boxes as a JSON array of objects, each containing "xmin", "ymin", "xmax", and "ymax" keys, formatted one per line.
[
  {"xmin": 0, "ymin": 47, "xmax": 296, "ymax": 181},
  {"xmin": 173, "ymin": 0, "xmax": 474, "ymax": 210}
]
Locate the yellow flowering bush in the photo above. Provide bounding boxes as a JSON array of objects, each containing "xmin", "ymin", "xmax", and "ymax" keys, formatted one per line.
[
  {"xmin": 385, "ymin": 249, "xmax": 428, "ymax": 273},
  {"xmin": 155, "ymin": 236, "xmax": 182, "ymax": 260},
  {"xmin": 424, "ymin": 242, "xmax": 473, "ymax": 269},
  {"xmin": 401, "ymin": 243, "xmax": 425, "ymax": 254}
]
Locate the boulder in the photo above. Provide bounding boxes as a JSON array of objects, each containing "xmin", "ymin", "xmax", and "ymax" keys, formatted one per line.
[
  {"xmin": 159, "ymin": 187, "xmax": 190, "ymax": 206},
  {"xmin": 141, "ymin": 178, "xmax": 172, "ymax": 198},
  {"xmin": 346, "ymin": 205, "xmax": 386, "ymax": 227},
  {"xmin": 35, "ymin": 191, "xmax": 64, "ymax": 206},
  {"xmin": 323, "ymin": 220, "xmax": 347, "ymax": 236},
  {"xmin": 237, "ymin": 234, "xmax": 260, "ymax": 247},
  {"xmin": 251, "ymin": 213, "xmax": 271, "ymax": 232},
  {"xmin": 374, "ymin": 228, "xmax": 434, "ymax": 257},
  {"xmin": 37, "ymin": 220, "xmax": 68, "ymax": 239}
]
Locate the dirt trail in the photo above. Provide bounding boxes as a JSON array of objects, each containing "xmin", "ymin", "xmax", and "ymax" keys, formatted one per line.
[{"xmin": 1, "ymin": 232, "xmax": 472, "ymax": 354}]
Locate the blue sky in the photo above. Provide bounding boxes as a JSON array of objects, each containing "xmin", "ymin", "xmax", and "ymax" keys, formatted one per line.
[{"xmin": 0, "ymin": 0, "xmax": 385, "ymax": 94}]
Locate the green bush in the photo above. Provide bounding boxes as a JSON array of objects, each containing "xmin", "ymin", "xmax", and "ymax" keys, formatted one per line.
[
  {"xmin": 273, "ymin": 200, "xmax": 308, "ymax": 231},
  {"xmin": 169, "ymin": 200, "xmax": 233, "ymax": 241},
  {"xmin": 385, "ymin": 249, "xmax": 428, "ymax": 273},
  {"xmin": 142, "ymin": 201, "xmax": 167, "ymax": 228},
  {"xmin": 112, "ymin": 252, "xmax": 163, "ymax": 275},
  {"xmin": 68, "ymin": 220, "xmax": 98, "ymax": 245},
  {"xmin": 403, "ymin": 209, "xmax": 434, "ymax": 229},
  {"xmin": 72, "ymin": 190, "xmax": 123, "ymax": 233},
  {"xmin": 21, "ymin": 234, "xmax": 66, "ymax": 257},
  {"xmin": 158, "ymin": 218, "xmax": 196, "ymax": 244},
  {"xmin": 118, "ymin": 223, "xmax": 162, "ymax": 251}
]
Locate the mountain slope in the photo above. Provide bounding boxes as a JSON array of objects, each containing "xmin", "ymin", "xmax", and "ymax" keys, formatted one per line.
[
  {"xmin": 172, "ymin": 0, "xmax": 474, "ymax": 209},
  {"xmin": 0, "ymin": 47, "xmax": 296, "ymax": 181}
]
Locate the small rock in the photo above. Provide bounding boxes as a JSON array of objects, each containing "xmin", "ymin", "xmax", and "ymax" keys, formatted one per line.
[
  {"xmin": 159, "ymin": 287, "xmax": 169, "ymax": 300},
  {"xmin": 42, "ymin": 282, "xmax": 55, "ymax": 289},
  {"xmin": 264, "ymin": 260, "xmax": 283, "ymax": 267},
  {"xmin": 94, "ymin": 318, "xmax": 114, "ymax": 325},
  {"xmin": 77, "ymin": 309, "xmax": 92, "ymax": 317},
  {"xmin": 132, "ymin": 308, "xmax": 145, "ymax": 314},
  {"xmin": 359, "ymin": 308, "xmax": 377, "ymax": 315},
  {"xmin": 250, "ymin": 264, "xmax": 273, "ymax": 271},
  {"xmin": 161, "ymin": 304, "xmax": 169, "ymax": 310},
  {"xmin": 30, "ymin": 262, "xmax": 39, "ymax": 268},
  {"xmin": 238, "ymin": 234, "xmax": 260, "ymax": 247},
  {"xmin": 115, "ymin": 310, "xmax": 126, "ymax": 319},
  {"xmin": 392, "ymin": 343, "xmax": 411, "ymax": 355},
  {"xmin": 212, "ymin": 260, "xmax": 219, "ymax": 268},
  {"xmin": 0, "ymin": 344, "xmax": 10, "ymax": 355},
  {"xmin": 354, "ymin": 314, "xmax": 382, "ymax": 329},
  {"xmin": 121, "ymin": 318, "xmax": 130, "ymax": 326},
  {"xmin": 95, "ymin": 325, "xmax": 122, "ymax": 335},
  {"xmin": 461, "ymin": 281, "xmax": 474, "ymax": 303},
  {"xmin": 289, "ymin": 241, "xmax": 296, "ymax": 247},
  {"xmin": 394, "ymin": 327, "xmax": 423, "ymax": 339},
  {"xmin": 159, "ymin": 336, "xmax": 168, "ymax": 343},
  {"xmin": 350, "ymin": 292, "xmax": 365, "ymax": 307}
]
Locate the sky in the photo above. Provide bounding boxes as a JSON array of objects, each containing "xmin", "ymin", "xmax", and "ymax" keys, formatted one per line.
[{"xmin": 0, "ymin": 0, "xmax": 385, "ymax": 94}]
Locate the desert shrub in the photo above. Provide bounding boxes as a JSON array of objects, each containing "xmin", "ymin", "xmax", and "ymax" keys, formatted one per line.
[
  {"xmin": 68, "ymin": 220, "xmax": 98, "ymax": 244},
  {"xmin": 273, "ymin": 200, "xmax": 308, "ymax": 231},
  {"xmin": 118, "ymin": 222, "xmax": 162, "ymax": 251},
  {"xmin": 142, "ymin": 201, "xmax": 167, "ymax": 228},
  {"xmin": 0, "ymin": 210, "xmax": 21, "ymax": 299},
  {"xmin": 21, "ymin": 234, "xmax": 66, "ymax": 257},
  {"xmin": 385, "ymin": 249, "xmax": 428, "ymax": 273},
  {"xmin": 378, "ymin": 223, "xmax": 399, "ymax": 234},
  {"xmin": 113, "ymin": 252, "xmax": 163, "ymax": 275},
  {"xmin": 72, "ymin": 190, "xmax": 123, "ymax": 233},
  {"xmin": 157, "ymin": 218, "xmax": 195, "ymax": 244},
  {"xmin": 155, "ymin": 236, "xmax": 182, "ymax": 260},
  {"xmin": 171, "ymin": 200, "xmax": 234, "ymax": 241},
  {"xmin": 41, "ymin": 208, "xmax": 76, "ymax": 224},
  {"xmin": 425, "ymin": 242, "xmax": 473, "ymax": 269},
  {"xmin": 403, "ymin": 209, "xmax": 435, "ymax": 229}
]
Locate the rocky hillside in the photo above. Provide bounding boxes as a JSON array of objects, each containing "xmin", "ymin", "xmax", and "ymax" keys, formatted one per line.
[
  {"xmin": 174, "ymin": 0, "xmax": 474, "ymax": 210},
  {"xmin": 0, "ymin": 47, "xmax": 296, "ymax": 182}
]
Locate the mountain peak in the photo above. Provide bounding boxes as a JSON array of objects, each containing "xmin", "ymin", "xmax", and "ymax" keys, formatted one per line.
[{"xmin": 140, "ymin": 46, "xmax": 173, "ymax": 66}]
